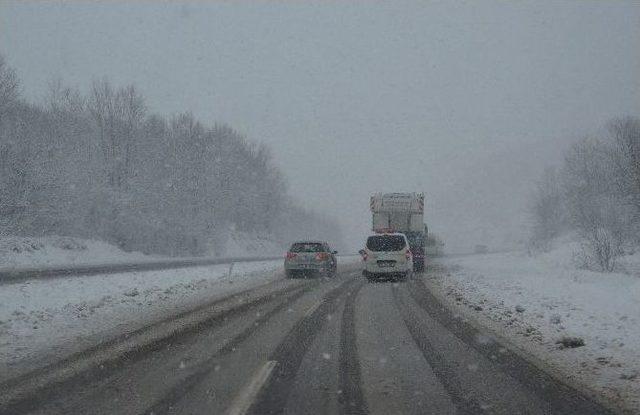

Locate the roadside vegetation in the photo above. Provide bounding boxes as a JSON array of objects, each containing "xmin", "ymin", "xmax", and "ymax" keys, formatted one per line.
[
  {"xmin": 530, "ymin": 116, "xmax": 640, "ymax": 271},
  {"xmin": 0, "ymin": 55, "xmax": 342, "ymax": 256}
]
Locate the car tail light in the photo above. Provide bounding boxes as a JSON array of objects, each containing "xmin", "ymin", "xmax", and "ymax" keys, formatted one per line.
[
  {"xmin": 405, "ymin": 249, "xmax": 412, "ymax": 260},
  {"xmin": 286, "ymin": 252, "xmax": 297, "ymax": 260},
  {"xmin": 315, "ymin": 252, "xmax": 329, "ymax": 261},
  {"xmin": 362, "ymin": 252, "xmax": 368, "ymax": 261}
]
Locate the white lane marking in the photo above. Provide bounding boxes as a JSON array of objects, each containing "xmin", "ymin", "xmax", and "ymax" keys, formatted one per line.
[
  {"xmin": 304, "ymin": 299, "xmax": 324, "ymax": 318},
  {"xmin": 225, "ymin": 360, "xmax": 277, "ymax": 415}
]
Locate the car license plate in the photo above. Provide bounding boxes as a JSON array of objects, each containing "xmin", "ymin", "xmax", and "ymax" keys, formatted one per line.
[{"xmin": 378, "ymin": 261, "xmax": 394, "ymax": 268}]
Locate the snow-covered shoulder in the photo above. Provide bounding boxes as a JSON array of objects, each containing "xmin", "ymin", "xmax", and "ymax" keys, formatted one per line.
[
  {"xmin": 0, "ymin": 259, "xmax": 283, "ymax": 382},
  {"xmin": 0, "ymin": 232, "xmax": 287, "ymax": 271},
  {"xmin": 0, "ymin": 236, "xmax": 152, "ymax": 269},
  {"xmin": 427, "ymin": 246, "xmax": 640, "ymax": 413}
]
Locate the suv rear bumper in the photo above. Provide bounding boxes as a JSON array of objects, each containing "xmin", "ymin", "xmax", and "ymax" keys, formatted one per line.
[
  {"xmin": 364, "ymin": 263, "xmax": 411, "ymax": 274},
  {"xmin": 284, "ymin": 261, "xmax": 333, "ymax": 272},
  {"xmin": 285, "ymin": 263, "xmax": 323, "ymax": 271}
]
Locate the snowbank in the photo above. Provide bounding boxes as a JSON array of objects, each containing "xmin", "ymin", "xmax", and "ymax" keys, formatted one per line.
[
  {"xmin": 429, "ymin": 246, "xmax": 640, "ymax": 412},
  {"xmin": 0, "ymin": 233, "xmax": 286, "ymax": 271},
  {"xmin": 0, "ymin": 259, "xmax": 284, "ymax": 381},
  {"xmin": 0, "ymin": 236, "xmax": 151, "ymax": 269}
]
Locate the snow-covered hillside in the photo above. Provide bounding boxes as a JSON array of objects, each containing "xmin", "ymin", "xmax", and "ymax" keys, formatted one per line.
[{"xmin": 429, "ymin": 244, "xmax": 640, "ymax": 412}]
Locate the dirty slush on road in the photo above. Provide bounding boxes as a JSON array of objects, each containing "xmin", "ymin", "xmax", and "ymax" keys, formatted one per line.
[{"xmin": 1, "ymin": 263, "xmax": 613, "ymax": 415}]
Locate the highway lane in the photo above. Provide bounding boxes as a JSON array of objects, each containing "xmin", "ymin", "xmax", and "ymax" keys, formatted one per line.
[{"xmin": 0, "ymin": 265, "xmax": 613, "ymax": 415}]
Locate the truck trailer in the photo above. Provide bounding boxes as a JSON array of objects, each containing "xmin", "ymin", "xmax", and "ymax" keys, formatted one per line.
[{"xmin": 370, "ymin": 192, "xmax": 427, "ymax": 271}]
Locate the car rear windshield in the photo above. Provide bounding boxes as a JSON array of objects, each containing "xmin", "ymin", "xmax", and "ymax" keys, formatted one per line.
[
  {"xmin": 290, "ymin": 243, "xmax": 324, "ymax": 253},
  {"xmin": 366, "ymin": 235, "xmax": 406, "ymax": 251}
]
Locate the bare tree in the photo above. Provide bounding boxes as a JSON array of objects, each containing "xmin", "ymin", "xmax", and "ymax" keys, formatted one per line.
[
  {"xmin": 608, "ymin": 117, "xmax": 640, "ymax": 223},
  {"xmin": 560, "ymin": 137, "xmax": 630, "ymax": 271},
  {"xmin": 88, "ymin": 80, "xmax": 146, "ymax": 190},
  {"xmin": 1, "ymin": 57, "xmax": 344, "ymax": 255},
  {"xmin": 529, "ymin": 166, "xmax": 566, "ymax": 251},
  {"xmin": 0, "ymin": 55, "xmax": 19, "ymax": 120}
]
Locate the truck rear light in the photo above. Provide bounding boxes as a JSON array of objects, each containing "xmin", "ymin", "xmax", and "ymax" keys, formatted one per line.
[{"xmin": 286, "ymin": 252, "xmax": 297, "ymax": 260}]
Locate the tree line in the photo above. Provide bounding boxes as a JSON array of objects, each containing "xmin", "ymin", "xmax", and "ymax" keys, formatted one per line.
[
  {"xmin": 0, "ymin": 55, "xmax": 343, "ymax": 256},
  {"xmin": 530, "ymin": 116, "xmax": 640, "ymax": 271}
]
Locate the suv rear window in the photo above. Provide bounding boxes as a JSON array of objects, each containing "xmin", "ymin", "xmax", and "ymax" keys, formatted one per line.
[
  {"xmin": 290, "ymin": 243, "xmax": 324, "ymax": 253},
  {"xmin": 366, "ymin": 235, "xmax": 406, "ymax": 252}
]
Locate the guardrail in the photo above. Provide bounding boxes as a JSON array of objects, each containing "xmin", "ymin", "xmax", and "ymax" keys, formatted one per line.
[
  {"xmin": 0, "ymin": 256, "xmax": 284, "ymax": 286},
  {"xmin": 0, "ymin": 254, "xmax": 362, "ymax": 286}
]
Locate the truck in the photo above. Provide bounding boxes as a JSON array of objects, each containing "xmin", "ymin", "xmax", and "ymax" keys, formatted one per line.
[{"xmin": 370, "ymin": 192, "xmax": 427, "ymax": 271}]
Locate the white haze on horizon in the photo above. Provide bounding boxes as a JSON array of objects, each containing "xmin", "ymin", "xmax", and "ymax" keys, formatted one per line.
[{"xmin": 2, "ymin": 1, "xmax": 639, "ymax": 252}]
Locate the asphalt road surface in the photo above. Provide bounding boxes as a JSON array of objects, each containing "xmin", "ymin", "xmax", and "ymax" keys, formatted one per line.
[{"xmin": 0, "ymin": 265, "xmax": 612, "ymax": 415}]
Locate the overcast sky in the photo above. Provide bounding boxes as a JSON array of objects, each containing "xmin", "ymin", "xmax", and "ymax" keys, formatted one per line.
[{"xmin": 2, "ymin": 1, "xmax": 639, "ymax": 251}]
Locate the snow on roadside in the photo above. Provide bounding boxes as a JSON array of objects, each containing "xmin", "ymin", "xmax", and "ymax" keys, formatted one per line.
[
  {"xmin": 0, "ymin": 233, "xmax": 286, "ymax": 271},
  {"xmin": 0, "ymin": 236, "xmax": 152, "ymax": 269},
  {"xmin": 427, "ymin": 248, "xmax": 640, "ymax": 413},
  {"xmin": 0, "ymin": 259, "xmax": 283, "ymax": 381}
]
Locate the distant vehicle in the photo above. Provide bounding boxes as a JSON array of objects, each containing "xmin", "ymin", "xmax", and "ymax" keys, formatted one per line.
[
  {"xmin": 370, "ymin": 192, "xmax": 427, "ymax": 271},
  {"xmin": 284, "ymin": 241, "xmax": 337, "ymax": 278},
  {"xmin": 362, "ymin": 232, "xmax": 413, "ymax": 282},
  {"xmin": 474, "ymin": 244, "xmax": 489, "ymax": 254}
]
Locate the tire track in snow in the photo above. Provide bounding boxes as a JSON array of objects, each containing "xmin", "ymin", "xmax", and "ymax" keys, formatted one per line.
[{"xmin": 246, "ymin": 277, "xmax": 363, "ymax": 415}]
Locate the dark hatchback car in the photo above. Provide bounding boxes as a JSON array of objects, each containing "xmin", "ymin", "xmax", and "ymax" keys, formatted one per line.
[{"xmin": 284, "ymin": 241, "xmax": 338, "ymax": 278}]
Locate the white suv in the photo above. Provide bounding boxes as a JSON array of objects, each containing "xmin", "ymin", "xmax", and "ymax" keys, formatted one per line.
[{"xmin": 362, "ymin": 233, "xmax": 413, "ymax": 281}]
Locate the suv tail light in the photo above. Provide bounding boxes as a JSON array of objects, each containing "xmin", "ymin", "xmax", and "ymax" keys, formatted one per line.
[
  {"xmin": 315, "ymin": 252, "xmax": 329, "ymax": 261},
  {"xmin": 362, "ymin": 252, "xmax": 368, "ymax": 261},
  {"xmin": 286, "ymin": 252, "xmax": 297, "ymax": 260},
  {"xmin": 405, "ymin": 249, "xmax": 412, "ymax": 260}
]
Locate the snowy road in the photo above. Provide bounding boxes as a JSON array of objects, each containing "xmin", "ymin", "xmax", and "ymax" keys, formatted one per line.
[{"xmin": 0, "ymin": 265, "xmax": 614, "ymax": 415}]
